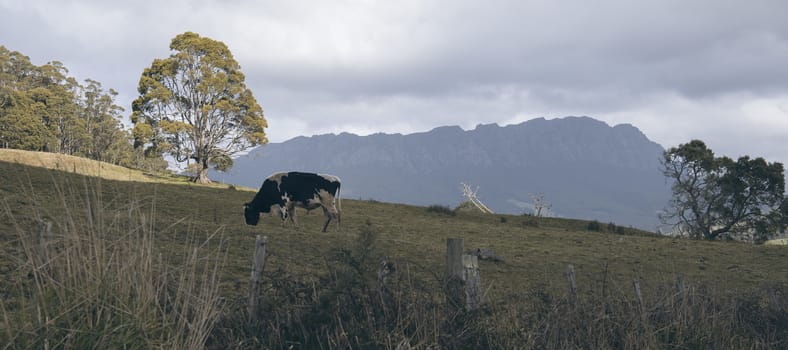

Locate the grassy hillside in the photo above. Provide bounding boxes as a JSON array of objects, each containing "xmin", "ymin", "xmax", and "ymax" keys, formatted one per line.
[
  {"xmin": 2, "ymin": 150, "xmax": 787, "ymax": 349},
  {"xmin": 0, "ymin": 148, "xmax": 249, "ymax": 189},
  {"xmin": 0, "ymin": 148, "xmax": 160, "ymax": 182}
]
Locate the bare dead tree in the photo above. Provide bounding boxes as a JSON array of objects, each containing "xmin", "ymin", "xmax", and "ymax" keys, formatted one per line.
[
  {"xmin": 460, "ymin": 182, "xmax": 494, "ymax": 214},
  {"xmin": 531, "ymin": 193, "xmax": 552, "ymax": 217}
]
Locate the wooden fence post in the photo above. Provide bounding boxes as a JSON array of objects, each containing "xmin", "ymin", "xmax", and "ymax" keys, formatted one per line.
[
  {"xmin": 447, "ymin": 238, "xmax": 464, "ymax": 279},
  {"xmin": 446, "ymin": 238, "xmax": 482, "ymax": 311},
  {"xmin": 566, "ymin": 264, "xmax": 577, "ymax": 305},
  {"xmin": 633, "ymin": 278, "xmax": 645, "ymax": 321},
  {"xmin": 766, "ymin": 285, "xmax": 783, "ymax": 312},
  {"xmin": 248, "ymin": 235, "xmax": 268, "ymax": 322},
  {"xmin": 462, "ymin": 253, "xmax": 482, "ymax": 310},
  {"xmin": 37, "ymin": 219, "xmax": 52, "ymax": 266}
]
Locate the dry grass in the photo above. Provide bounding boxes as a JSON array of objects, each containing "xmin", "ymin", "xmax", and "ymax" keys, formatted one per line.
[
  {"xmin": 1, "ymin": 150, "xmax": 787, "ymax": 348},
  {"xmin": 0, "ymin": 149, "xmax": 251, "ymax": 190},
  {"xmin": 0, "ymin": 171, "xmax": 225, "ymax": 349},
  {"xmin": 0, "ymin": 148, "xmax": 156, "ymax": 182}
]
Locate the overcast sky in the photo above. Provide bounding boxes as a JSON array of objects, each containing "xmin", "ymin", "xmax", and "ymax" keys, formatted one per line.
[{"xmin": 2, "ymin": 0, "xmax": 787, "ymax": 167}]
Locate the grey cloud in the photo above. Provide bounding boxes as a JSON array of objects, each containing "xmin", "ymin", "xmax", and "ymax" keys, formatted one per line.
[
  {"xmin": 2, "ymin": 0, "xmax": 788, "ymax": 167},
  {"xmin": 234, "ymin": 0, "xmax": 788, "ymax": 106}
]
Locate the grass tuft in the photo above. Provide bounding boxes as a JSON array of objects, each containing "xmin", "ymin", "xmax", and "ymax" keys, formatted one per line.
[{"xmin": 0, "ymin": 175, "xmax": 225, "ymax": 349}]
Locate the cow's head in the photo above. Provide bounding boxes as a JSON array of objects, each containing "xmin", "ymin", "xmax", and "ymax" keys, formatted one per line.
[{"xmin": 243, "ymin": 202, "xmax": 261, "ymax": 225}]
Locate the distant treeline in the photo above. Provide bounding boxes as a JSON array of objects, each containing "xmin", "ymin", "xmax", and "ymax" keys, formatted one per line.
[{"xmin": 0, "ymin": 46, "xmax": 166, "ymax": 172}]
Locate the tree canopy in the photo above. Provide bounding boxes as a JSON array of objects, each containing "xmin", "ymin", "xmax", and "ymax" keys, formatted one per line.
[
  {"xmin": 131, "ymin": 32, "xmax": 268, "ymax": 183},
  {"xmin": 0, "ymin": 46, "xmax": 148, "ymax": 168},
  {"xmin": 661, "ymin": 140, "xmax": 786, "ymax": 241}
]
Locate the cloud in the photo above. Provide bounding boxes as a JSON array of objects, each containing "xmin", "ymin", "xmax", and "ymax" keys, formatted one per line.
[{"xmin": 2, "ymin": 0, "xmax": 788, "ymax": 167}]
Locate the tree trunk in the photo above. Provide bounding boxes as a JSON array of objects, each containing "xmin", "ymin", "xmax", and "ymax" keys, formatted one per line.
[{"xmin": 194, "ymin": 161, "xmax": 212, "ymax": 184}]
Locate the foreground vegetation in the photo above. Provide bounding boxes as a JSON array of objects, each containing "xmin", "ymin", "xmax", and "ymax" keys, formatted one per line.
[{"xmin": 1, "ymin": 155, "xmax": 787, "ymax": 349}]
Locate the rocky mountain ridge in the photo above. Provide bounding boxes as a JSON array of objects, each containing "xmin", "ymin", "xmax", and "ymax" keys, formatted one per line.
[{"xmin": 217, "ymin": 116, "xmax": 670, "ymax": 230}]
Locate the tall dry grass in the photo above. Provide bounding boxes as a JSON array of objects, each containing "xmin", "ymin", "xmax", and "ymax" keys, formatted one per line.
[
  {"xmin": 486, "ymin": 274, "xmax": 788, "ymax": 349},
  {"xmin": 0, "ymin": 175, "xmax": 225, "ymax": 349},
  {"xmin": 212, "ymin": 224, "xmax": 788, "ymax": 349},
  {"xmin": 1, "ymin": 161, "xmax": 786, "ymax": 348}
]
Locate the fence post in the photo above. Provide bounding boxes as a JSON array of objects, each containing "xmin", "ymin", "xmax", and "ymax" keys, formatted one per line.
[
  {"xmin": 446, "ymin": 238, "xmax": 482, "ymax": 311},
  {"xmin": 633, "ymin": 278, "xmax": 645, "ymax": 321},
  {"xmin": 766, "ymin": 285, "xmax": 783, "ymax": 312},
  {"xmin": 463, "ymin": 253, "xmax": 482, "ymax": 310},
  {"xmin": 566, "ymin": 264, "xmax": 577, "ymax": 305},
  {"xmin": 377, "ymin": 256, "xmax": 397, "ymax": 311},
  {"xmin": 248, "ymin": 235, "xmax": 268, "ymax": 322},
  {"xmin": 37, "ymin": 219, "xmax": 53, "ymax": 266}
]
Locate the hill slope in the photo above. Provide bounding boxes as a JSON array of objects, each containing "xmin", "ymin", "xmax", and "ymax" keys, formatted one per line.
[
  {"xmin": 2, "ymin": 152, "xmax": 785, "ymax": 296},
  {"xmin": 0, "ymin": 148, "xmax": 155, "ymax": 182},
  {"xmin": 3, "ymin": 153, "xmax": 788, "ymax": 348},
  {"xmin": 218, "ymin": 116, "xmax": 670, "ymax": 230},
  {"xmin": 0, "ymin": 148, "xmax": 249, "ymax": 189}
]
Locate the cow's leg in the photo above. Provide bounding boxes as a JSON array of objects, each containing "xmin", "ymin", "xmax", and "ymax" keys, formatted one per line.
[
  {"xmin": 329, "ymin": 203, "xmax": 340, "ymax": 231},
  {"xmin": 272, "ymin": 205, "xmax": 286, "ymax": 227},
  {"xmin": 287, "ymin": 204, "xmax": 298, "ymax": 227},
  {"xmin": 328, "ymin": 204, "xmax": 340, "ymax": 231},
  {"xmin": 321, "ymin": 206, "xmax": 332, "ymax": 233}
]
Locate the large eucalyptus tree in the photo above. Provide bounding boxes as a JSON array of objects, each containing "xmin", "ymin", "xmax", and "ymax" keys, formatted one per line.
[
  {"xmin": 131, "ymin": 32, "xmax": 267, "ymax": 183},
  {"xmin": 661, "ymin": 140, "xmax": 786, "ymax": 241}
]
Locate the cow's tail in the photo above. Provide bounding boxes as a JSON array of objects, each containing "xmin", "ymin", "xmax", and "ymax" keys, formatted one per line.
[
  {"xmin": 335, "ymin": 182, "xmax": 342, "ymax": 228},
  {"xmin": 336, "ymin": 182, "xmax": 342, "ymax": 213}
]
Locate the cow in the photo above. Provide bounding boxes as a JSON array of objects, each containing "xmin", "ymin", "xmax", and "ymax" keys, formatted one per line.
[{"xmin": 244, "ymin": 172, "xmax": 342, "ymax": 232}]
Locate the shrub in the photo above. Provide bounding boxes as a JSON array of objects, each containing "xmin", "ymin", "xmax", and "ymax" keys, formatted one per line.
[
  {"xmin": 587, "ymin": 220, "xmax": 602, "ymax": 231},
  {"xmin": 426, "ymin": 204, "xmax": 456, "ymax": 216},
  {"xmin": 454, "ymin": 200, "xmax": 475, "ymax": 212}
]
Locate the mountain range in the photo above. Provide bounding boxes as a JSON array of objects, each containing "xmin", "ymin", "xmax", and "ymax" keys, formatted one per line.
[{"xmin": 216, "ymin": 116, "xmax": 671, "ymax": 230}]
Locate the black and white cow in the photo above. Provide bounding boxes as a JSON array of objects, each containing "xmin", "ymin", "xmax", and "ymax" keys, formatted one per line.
[{"xmin": 244, "ymin": 172, "xmax": 342, "ymax": 232}]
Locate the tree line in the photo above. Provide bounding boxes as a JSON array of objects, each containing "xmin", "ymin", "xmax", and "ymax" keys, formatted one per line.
[
  {"xmin": 1, "ymin": 32, "xmax": 268, "ymax": 182},
  {"xmin": 0, "ymin": 46, "xmax": 166, "ymax": 172}
]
